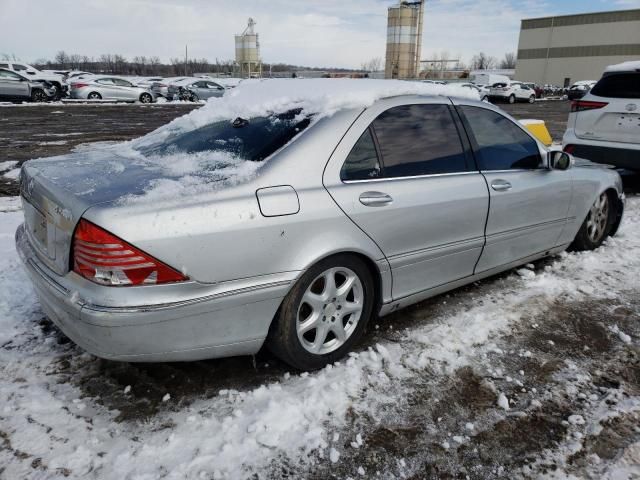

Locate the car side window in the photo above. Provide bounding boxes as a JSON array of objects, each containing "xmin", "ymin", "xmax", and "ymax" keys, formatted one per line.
[
  {"xmin": 14, "ymin": 64, "xmax": 27, "ymax": 71},
  {"xmin": 341, "ymin": 128, "xmax": 381, "ymax": 181},
  {"xmin": 96, "ymin": 78, "xmax": 114, "ymax": 85},
  {"xmin": 458, "ymin": 106, "xmax": 541, "ymax": 171},
  {"xmin": 0, "ymin": 70, "xmax": 21, "ymax": 80},
  {"xmin": 371, "ymin": 104, "xmax": 469, "ymax": 177},
  {"xmin": 207, "ymin": 81, "xmax": 223, "ymax": 89},
  {"xmin": 113, "ymin": 79, "xmax": 132, "ymax": 87}
]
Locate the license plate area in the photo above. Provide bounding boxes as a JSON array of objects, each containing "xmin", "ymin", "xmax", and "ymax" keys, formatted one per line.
[{"xmin": 22, "ymin": 197, "xmax": 55, "ymax": 260}]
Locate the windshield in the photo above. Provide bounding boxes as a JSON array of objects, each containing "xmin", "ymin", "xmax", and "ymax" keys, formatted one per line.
[{"xmin": 137, "ymin": 109, "xmax": 312, "ymax": 162}]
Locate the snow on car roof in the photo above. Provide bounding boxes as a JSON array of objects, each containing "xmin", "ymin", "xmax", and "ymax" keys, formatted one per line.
[
  {"xmin": 136, "ymin": 78, "xmax": 479, "ymax": 147},
  {"xmin": 605, "ymin": 61, "xmax": 640, "ymax": 73}
]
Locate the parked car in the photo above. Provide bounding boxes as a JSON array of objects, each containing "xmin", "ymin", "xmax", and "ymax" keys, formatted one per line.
[
  {"xmin": 488, "ymin": 81, "xmax": 536, "ymax": 104},
  {"xmin": 566, "ymin": 81, "xmax": 598, "ymax": 100},
  {"xmin": 461, "ymin": 83, "xmax": 489, "ymax": 101},
  {"xmin": 0, "ymin": 68, "xmax": 57, "ymax": 102},
  {"xmin": 563, "ymin": 61, "xmax": 640, "ymax": 171},
  {"xmin": 130, "ymin": 76, "xmax": 165, "ymax": 88},
  {"xmin": 69, "ymin": 76, "xmax": 155, "ymax": 103},
  {"xmin": 16, "ymin": 81, "xmax": 624, "ymax": 370},
  {"xmin": 150, "ymin": 77, "xmax": 188, "ymax": 98},
  {"xmin": 0, "ymin": 62, "xmax": 67, "ymax": 99},
  {"xmin": 166, "ymin": 78, "xmax": 226, "ymax": 101}
]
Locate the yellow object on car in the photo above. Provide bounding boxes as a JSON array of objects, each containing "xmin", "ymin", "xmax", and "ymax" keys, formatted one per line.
[{"xmin": 519, "ymin": 119, "xmax": 553, "ymax": 146}]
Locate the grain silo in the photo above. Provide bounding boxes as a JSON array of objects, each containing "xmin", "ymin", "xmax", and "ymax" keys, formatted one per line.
[
  {"xmin": 385, "ymin": 1, "xmax": 425, "ymax": 79},
  {"xmin": 235, "ymin": 18, "xmax": 262, "ymax": 78}
]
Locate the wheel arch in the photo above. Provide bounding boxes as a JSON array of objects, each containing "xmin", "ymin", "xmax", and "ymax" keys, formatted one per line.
[{"xmin": 605, "ymin": 187, "xmax": 624, "ymax": 237}]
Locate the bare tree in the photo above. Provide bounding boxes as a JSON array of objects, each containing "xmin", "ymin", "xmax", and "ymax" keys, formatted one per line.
[
  {"xmin": 54, "ymin": 50, "xmax": 69, "ymax": 69},
  {"xmin": 470, "ymin": 52, "xmax": 497, "ymax": 70},
  {"xmin": 499, "ymin": 52, "xmax": 517, "ymax": 69}
]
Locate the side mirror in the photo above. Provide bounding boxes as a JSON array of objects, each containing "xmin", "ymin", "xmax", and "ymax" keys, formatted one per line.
[{"xmin": 548, "ymin": 150, "xmax": 572, "ymax": 171}]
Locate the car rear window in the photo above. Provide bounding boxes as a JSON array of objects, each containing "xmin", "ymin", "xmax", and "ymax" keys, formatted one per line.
[
  {"xmin": 138, "ymin": 109, "xmax": 312, "ymax": 162},
  {"xmin": 591, "ymin": 73, "xmax": 640, "ymax": 99}
]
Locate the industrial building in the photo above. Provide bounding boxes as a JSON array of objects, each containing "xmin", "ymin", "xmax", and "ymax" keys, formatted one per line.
[
  {"xmin": 514, "ymin": 9, "xmax": 640, "ymax": 86},
  {"xmin": 235, "ymin": 18, "xmax": 262, "ymax": 78},
  {"xmin": 385, "ymin": 0, "xmax": 425, "ymax": 79}
]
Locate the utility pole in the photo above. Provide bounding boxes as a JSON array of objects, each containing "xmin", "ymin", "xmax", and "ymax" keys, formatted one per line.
[{"xmin": 185, "ymin": 45, "xmax": 188, "ymax": 76}]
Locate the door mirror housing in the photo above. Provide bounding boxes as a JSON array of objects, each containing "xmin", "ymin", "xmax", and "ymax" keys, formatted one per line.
[{"xmin": 548, "ymin": 150, "xmax": 572, "ymax": 171}]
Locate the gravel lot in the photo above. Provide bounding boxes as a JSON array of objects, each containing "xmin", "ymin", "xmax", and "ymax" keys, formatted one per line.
[{"xmin": 1, "ymin": 100, "xmax": 639, "ymax": 479}]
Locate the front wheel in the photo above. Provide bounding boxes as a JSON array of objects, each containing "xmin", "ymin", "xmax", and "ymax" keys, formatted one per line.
[
  {"xmin": 267, "ymin": 254, "xmax": 375, "ymax": 370},
  {"xmin": 31, "ymin": 89, "xmax": 48, "ymax": 102},
  {"xmin": 87, "ymin": 92, "xmax": 102, "ymax": 100},
  {"xmin": 528, "ymin": 95, "xmax": 535, "ymax": 103},
  {"xmin": 571, "ymin": 192, "xmax": 615, "ymax": 251},
  {"xmin": 508, "ymin": 94, "xmax": 516, "ymax": 104}
]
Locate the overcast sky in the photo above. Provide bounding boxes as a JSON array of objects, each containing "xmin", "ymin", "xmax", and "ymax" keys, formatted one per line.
[{"xmin": 1, "ymin": 0, "xmax": 639, "ymax": 68}]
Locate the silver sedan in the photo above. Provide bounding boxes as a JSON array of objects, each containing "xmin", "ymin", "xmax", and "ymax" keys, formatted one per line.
[
  {"xmin": 17, "ymin": 93, "xmax": 624, "ymax": 370},
  {"xmin": 69, "ymin": 76, "xmax": 155, "ymax": 103}
]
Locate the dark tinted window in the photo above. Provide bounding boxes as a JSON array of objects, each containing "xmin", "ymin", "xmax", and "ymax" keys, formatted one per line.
[
  {"xmin": 138, "ymin": 109, "xmax": 311, "ymax": 162},
  {"xmin": 591, "ymin": 73, "xmax": 640, "ymax": 99},
  {"xmin": 459, "ymin": 106, "xmax": 541, "ymax": 170},
  {"xmin": 341, "ymin": 129, "xmax": 381, "ymax": 181},
  {"xmin": 371, "ymin": 104, "xmax": 468, "ymax": 177}
]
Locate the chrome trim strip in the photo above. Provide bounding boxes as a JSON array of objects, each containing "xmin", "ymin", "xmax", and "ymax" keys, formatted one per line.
[
  {"xmin": 82, "ymin": 280, "xmax": 292, "ymax": 314},
  {"xmin": 485, "ymin": 218, "xmax": 566, "ymax": 245},
  {"xmin": 388, "ymin": 236, "xmax": 485, "ymax": 262},
  {"xmin": 343, "ymin": 171, "xmax": 480, "ymax": 184}
]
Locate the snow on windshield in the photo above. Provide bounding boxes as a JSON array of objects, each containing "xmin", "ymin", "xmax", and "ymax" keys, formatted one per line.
[{"xmin": 114, "ymin": 79, "xmax": 479, "ymax": 204}]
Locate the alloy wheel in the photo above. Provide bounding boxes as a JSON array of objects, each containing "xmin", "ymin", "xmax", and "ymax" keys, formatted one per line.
[
  {"xmin": 296, "ymin": 266, "xmax": 364, "ymax": 355},
  {"xmin": 586, "ymin": 193, "xmax": 609, "ymax": 243}
]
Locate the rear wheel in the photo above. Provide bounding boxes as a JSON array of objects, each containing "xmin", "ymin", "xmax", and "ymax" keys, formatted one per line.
[
  {"xmin": 508, "ymin": 94, "xmax": 516, "ymax": 104},
  {"xmin": 571, "ymin": 192, "xmax": 615, "ymax": 251},
  {"xmin": 528, "ymin": 95, "xmax": 535, "ymax": 103},
  {"xmin": 139, "ymin": 92, "xmax": 153, "ymax": 103},
  {"xmin": 267, "ymin": 254, "xmax": 375, "ymax": 370},
  {"xmin": 87, "ymin": 92, "xmax": 102, "ymax": 100},
  {"xmin": 190, "ymin": 92, "xmax": 199, "ymax": 102},
  {"xmin": 31, "ymin": 89, "xmax": 47, "ymax": 102}
]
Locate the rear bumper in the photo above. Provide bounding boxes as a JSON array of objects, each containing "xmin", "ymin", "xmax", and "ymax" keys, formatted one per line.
[
  {"xmin": 16, "ymin": 224, "xmax": 292, "ymax": 362},
  {"xmin": 563, "ymin": 131, "xmax": 640, "ymax": 171}
]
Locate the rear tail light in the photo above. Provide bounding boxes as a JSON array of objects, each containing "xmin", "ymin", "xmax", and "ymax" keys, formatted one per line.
[
  {"xmin": 71, "ymin": 83, "xmax": 88, "ymax": 89},
  {"xmin": 72, "ymin": 219, "xmax": 187, "ymax": 287},
  {"xmin": 563, "ymin": 144, "xmax": 575, "ymax": 154},
  {"xmin": 571, "ymin": 100, "xmax": 608, "ymax": 112}
]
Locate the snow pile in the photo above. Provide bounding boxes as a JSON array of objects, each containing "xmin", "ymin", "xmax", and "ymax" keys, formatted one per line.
[{"xmin": 134, "ymin": 78, "xmax": 479, "ymax": 148}]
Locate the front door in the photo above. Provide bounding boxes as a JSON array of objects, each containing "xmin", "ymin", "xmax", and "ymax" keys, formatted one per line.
[
  {"xmin": 0, "ymin": 70, "xmax": 29, "ymax": 99},
  {"xmin": 455, "ymin": 104, "xmax": 572, "ymax": 272},
  {"xmin": 325, "ymin": 101, "xmax": 489, "ymax": 300}
]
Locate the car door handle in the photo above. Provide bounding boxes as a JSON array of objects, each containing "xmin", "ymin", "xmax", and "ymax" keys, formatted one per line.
[
  {"xmin": 359, "ymin": 191, "xmax": 393, "ymax": 207},
  {"xmin": 491, "ymin": 180, "xmax": 512, "ymax": 192}
]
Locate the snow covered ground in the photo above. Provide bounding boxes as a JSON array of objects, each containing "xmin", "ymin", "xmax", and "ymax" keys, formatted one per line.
[{"xmin": 0, "ymin": 195, "xmax": 639, "ymax": 479}]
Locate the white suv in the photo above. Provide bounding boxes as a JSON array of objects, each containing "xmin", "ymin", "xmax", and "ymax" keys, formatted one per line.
[
  {"xmin": 563, "ymin": 61, "xmax": 640, "ymax": 171},
  {"xmin": 488, "ymin": 81, "xmax": 536, "ymax": 104},
  {"xmin": 0, "ymin": 62, "xmax": 67, "ymax": 98}
]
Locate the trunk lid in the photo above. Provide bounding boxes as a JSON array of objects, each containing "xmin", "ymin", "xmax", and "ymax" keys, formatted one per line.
[
  {"xmin": 20, "ymin": 150, "xmax": 169, "ymax": 276},
  {"xmin": 575, "ymin": 72, "xmax": 640, "ymax": 145}
]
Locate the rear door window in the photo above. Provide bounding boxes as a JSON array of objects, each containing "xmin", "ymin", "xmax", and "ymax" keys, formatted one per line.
[
  {"xmin": 370, "ymin": 104, "xmax": 469, "ymax": 178},
  {"xmin": 591, "ymin": 73, "xmax": 640, "ymax": 99},
  {"xmin": 458, "ymin": 106, "xmax": 541, "ymax": 170},
  {"xmin": 341, "ymin": 129, "xmax": 381, "ymax": 181}
]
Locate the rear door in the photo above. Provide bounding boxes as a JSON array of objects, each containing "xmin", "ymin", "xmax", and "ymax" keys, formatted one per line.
[
  {"xmin": 324, "ymin": 99, "xmax": 489, "ymax": 300},
  {"xmin": 0, "ymin": 69, "xmax": 29, "ymax": 98},
  {"xmin": 455, "ymin": 104, "xmax": 572, "ymax": 273},
  {"xmin": 95, "ymin": 78, "xmax": 117, "ymax": 99},
  {"xmin": 574, "ymin": 72, "xmax": 640, "ymax": 144}
]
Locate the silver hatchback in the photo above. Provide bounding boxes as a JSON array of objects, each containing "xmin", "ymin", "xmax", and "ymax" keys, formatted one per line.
[
  {"xmin": 69, "ymin": 76, "xmax": 155, "ymax": 103},
  {"xmin": 17, "ymin": 80, "xmax": 624, "ymax": 370}
]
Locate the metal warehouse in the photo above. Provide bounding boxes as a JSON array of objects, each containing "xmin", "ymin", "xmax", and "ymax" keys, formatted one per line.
[{"xmin": 514, "ymin": 9, "xmax": 640, "ymax": 86}]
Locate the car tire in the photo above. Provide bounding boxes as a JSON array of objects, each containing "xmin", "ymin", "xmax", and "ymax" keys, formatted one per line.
[
  {"xmin": 508, "ymin": 94, "xmax": 516, "ymax": 104},
  {"xmin": 267, "ymin": 254, "xmax": 375, "ymax": 370},
  {"xmin": 87, "ymin": 92, "xmax": 102, "ymax": 100},
  {"xmin": 190, "ymin": 92, "xmax": 199, "ymax": 102},
  {"xmin": 571, "ymin": 191, "xmax": 615, "ymax": 251},
  {"xmin": 528, "ymin": 95, "xmax": 535, "ymax": 104},
  {"xmin": 139, "ymin": 93, "xmax": 153, "ymax": 104},
  {"xmin": 31, "ymin": 89, "xmax": 48, "ymax": 103}
]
